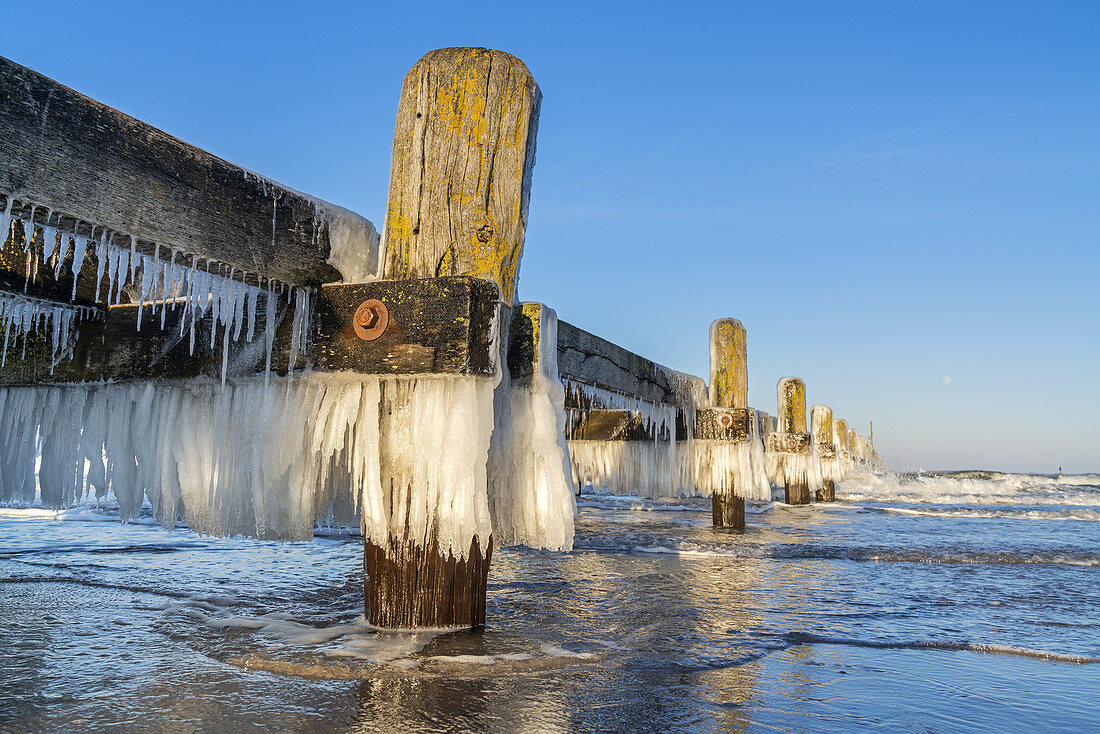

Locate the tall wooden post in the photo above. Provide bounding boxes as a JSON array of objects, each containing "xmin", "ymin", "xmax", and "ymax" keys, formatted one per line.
[
  {"xmin": 369, "ymin": 47, "xmax": 541, "ymax": 628},
  {"xmin": 777, "ymin": 377, "xmax": 811, "ymax": 504},
  {"xmin": 708, "ymin": 318, "xmax": 747, "ymax": 528},
  {"xmin": 812, "ymin": 404, "xmax": 836, "ymax": 501}
]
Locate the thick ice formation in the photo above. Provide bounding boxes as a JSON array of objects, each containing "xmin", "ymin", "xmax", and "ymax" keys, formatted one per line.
[
  {"xmin": 765, "ymin": 447, "xmax": 822, "ymax": 494},
  {"xmin": 565, "ymin": 379, "xmax": 693, "ymax": 498},
  {"xmin": 563, "ymin": 370, "xmax": 763, "ymax": 499},
  {"xmin": 0, "ymin": 293, "xmax": 99, "ymax": 370},
  {"xmin": 0, "ymin": 369, "xmax": 582, "ymax": 554},
  {"xmin": 0, "ymin": 376, "xmax": 498, "ymax": 549},
  {"xmin": 488, "ymin": 306, "xmax": 575, "ymax": 550},
  {"xmin": 693, "ymin": 410, "xmax": 772, "ymax": 500}
]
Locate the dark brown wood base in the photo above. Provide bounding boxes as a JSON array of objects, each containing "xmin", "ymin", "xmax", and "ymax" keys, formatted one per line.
[
  {"xmin": 712, "ymin": 492, "xmax": 746, "ymax": 528},
  {"xmin": 785, "ymin": 481, "xmax": 812, "ymax": 505},
  {"xmin": 815, "ymin": 480, "xmax": 836, "ymax": 502},
  {"xmin": 364, "ymin": 535, "xmax": 493, "ymax": 629}
]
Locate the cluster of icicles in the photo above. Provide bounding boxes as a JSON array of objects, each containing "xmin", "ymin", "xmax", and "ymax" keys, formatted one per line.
[
  {"xmin": 565, "ymin": 379, "xmax": 774, "ymax": 501},
  {"xmin": 0, "ymin": 293, "xmax": 99, "ymax": 370},
  {"xmin": 1, "ymin": 196, "xmax": 312, "ymax": 384},
  {"xmin": 568, "ymin": 390, "xmax": 877, "ymax": 501}
]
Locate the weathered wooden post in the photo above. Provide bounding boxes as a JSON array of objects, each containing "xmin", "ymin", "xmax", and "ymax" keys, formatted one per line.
[
  {"xmin": 811, "ymin": 404, "xmax": 837, "ymax": 501},
  {"xmin": 833, "ymin": 417, "xmax": 850, "ymax": 476},
  {"xmin": 705, "ymin": 318, "xmax": 748, "ymax": 527},
  {"xmin": 370, "ymin": 47, "xmax": 541, "ymax": 628},
  {"xmin": 766, "ymin": 377, "xmax": 815, "ymax": 504}
]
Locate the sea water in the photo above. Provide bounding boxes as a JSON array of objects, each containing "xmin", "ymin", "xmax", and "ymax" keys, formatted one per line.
[{"xmin": 1, "ymin": 470, "xmax": 1098, "ymax": 732}]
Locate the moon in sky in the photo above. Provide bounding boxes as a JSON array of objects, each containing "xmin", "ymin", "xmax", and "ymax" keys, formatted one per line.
[{"xmin": 942, "ymin": 376, "xmax": 952, "ymax": 384}]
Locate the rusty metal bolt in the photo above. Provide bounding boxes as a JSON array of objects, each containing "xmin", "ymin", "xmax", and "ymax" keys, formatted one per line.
[
  {"xmin": 353, "ymin": 299, "xmax": 388, "ymax": 341},
  {"xmin": 719, "ymin": 412, "xmax": 734, "ymax": 428}
]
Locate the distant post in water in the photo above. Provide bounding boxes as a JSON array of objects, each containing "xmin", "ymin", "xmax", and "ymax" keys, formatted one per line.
[
  {"xmin": 707, "ymin": 318, "xmax": 747, "ymax": 527},
  {"xmin": 768, "ymin": 377, "xmax": 814, "ymax": 504},
  {"xmin": 834, "ymin": 417, "xmax": 850, "ymax": 475},
  {"xmin": 371, "ymin": 47, "xmax": 541, "ymax": 628},
  {"xmin": 812, "ymin": 404, "xmax": 837, "ymax": 501}
]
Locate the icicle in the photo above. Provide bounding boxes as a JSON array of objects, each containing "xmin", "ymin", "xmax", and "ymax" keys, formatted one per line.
[
  {"xmin": 22, "ymin": 205, "xmax": 36, "ymax": 250},
  {"xmin": 54, "ymin": 231, "xmax": 71, "ymax": 280},
  {"xmin": 42, "ymin": 216, "xmax": 58, "ymax": 263},
  {"xmin": 92, "ymin": 229, "xmax": 107, "ymax": 302},
  {"xmin": 0, "ymin": 293, "xmax": 98, "ymax": 371},
  {"xmin": 128, "ymin": 234, "xmax": 137, "ymax": 283},
  {"xmin": 487, "ymin": 305, "xmax": 576, "ymax": 550},
  {"xmin": 0, "ymin": 195, "xmax": 13, "ymax": 244},
  {"xmin": 264, "ymin": 284, "xmax": 275, "ymax": 385},
  {"xmin": 245, "ymin": 285, "xmax": 257, "ymax": 342},
  {"xmin": 71, "ymin": 232, "xmax": 88, "ymax": 300},
  {"xmin": 287, "ymin": 287, "xmax": 311, "ymax": 372},
  {"xmin": 232, "ymin": 274, "xmax": 246, "ymax": 342}
]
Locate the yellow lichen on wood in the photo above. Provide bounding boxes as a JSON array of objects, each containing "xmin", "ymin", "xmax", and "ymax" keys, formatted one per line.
[
  {"xmin": 834, "ymin": 418, "xmax": 849, "ymax": 451},
  {"xmin": 709, "ymin": 318, "xmax": 748, "ymax": 408},
  {"xmin": 381, "ymin": 47, "xmax": 541, "ymax": 305},
  {"xmin": 777, "ymin": 377, "xmax": 807, "ymax": 434},
  {"xmin": 811, "ymin": 404, "xmax": 833, "ymax": 446}
]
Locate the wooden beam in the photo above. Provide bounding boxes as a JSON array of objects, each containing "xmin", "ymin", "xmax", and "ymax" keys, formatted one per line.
[
  {"xmin": 0, "ymin": 296, "xmax": 292, "ymax": 386},
  {"xmin": 556, "ymin": 319, "xmax": 682, "ymax": 406},
  {"xmin": 0, "ymin": 276, "xmax": 500, "ymax": 385},
  {"xmin": 382, "ymin": 47, "xmax": 540, "ymax": 307},
  {"xmin": 0, "ymin": 56, "xmax": 376, "ymax": 287},
  {"xmin": 567, "ymin": 409, "xmax": 653, "ymax": 441},
  {"xmin": 314, "ymin": 277, "xmax": 498, "ymax": 377},
  {"xmin": 694, "ymin": 407, "xmax": 751, "ymax": 442},
  {"xmin": 766, "ymin": 432, "xmax": 811, "ymax": 454},
  {"xmin": 511, "ymin": 302, "xmax": 704, "ymax": 445}
]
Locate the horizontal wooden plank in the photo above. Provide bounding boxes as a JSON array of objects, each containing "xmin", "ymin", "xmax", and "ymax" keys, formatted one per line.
[
  {"xmin": 766, "ymin": 432, "xmax": 811, "ymax": 454},
  {"xmin": 0, "ymin": 276, "xmax": 500, "ymax": 385},
  {"xmin": 0, "ymin": 296, "xmax": 296, "ymax": 385},
  {"xmin": 556, "ymin": 319, "xmax": 680, "ymax": 405},
  {"xmin": 313, "ymin": 277, "xmax": 499, "ymax": 377},
  {"xmin": 509, "ymin": 302, "xmax": 689, "ymax": 404},
  {"xmin": 1, "ymin": 56, "xmax": 376, "ymax": 287},
  {"xmin": 694, "ymin": 407, "xmax": 751, "ymax": 442},
  {"xmin": 567, "ymin": 409, "xmax": 653, "ymax": 441}
]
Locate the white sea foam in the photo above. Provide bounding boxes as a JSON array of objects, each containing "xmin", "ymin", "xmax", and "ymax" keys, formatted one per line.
[{"xmin": 839, "ymin": 470, "xmax": 1100, "ymax": 509}]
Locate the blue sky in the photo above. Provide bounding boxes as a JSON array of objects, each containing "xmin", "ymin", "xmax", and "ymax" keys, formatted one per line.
[{"xmin": 4, "ymin": 1, "xmax": 1098, "ymax": 472}]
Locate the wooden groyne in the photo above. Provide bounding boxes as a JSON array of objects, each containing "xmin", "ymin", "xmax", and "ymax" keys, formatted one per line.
[{"xmin": 0, "ymin": 48, "xmax": 882, "ymax": 629}]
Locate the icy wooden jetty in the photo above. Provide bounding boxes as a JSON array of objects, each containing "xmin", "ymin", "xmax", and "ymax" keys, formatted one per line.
[{"xmin": 0, "ymin": 48, "xmax": 881, "ymax": 629}]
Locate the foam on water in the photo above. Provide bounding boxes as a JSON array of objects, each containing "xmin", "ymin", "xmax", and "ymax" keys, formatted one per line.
[{"xmin": 840, "ymin": 469, "xmax": 1100, "ymax": 511}]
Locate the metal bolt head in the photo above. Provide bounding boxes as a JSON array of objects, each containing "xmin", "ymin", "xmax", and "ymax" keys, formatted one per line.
[
  {"xmin": 353, "ymin": 299, "xmax": 388, "ymax": 340},
  {"xmin": 356, "ymin": 306, "xmax": 379, "ymax": 329}
]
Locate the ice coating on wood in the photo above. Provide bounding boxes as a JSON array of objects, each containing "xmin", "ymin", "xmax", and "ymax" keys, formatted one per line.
[
  {"xmin": 237, "ymin": 172, "xmax": 381, "ymax": 284},
  {"xmin": 488, "ymin": 305, "xmax": 575, "ymax": 550},
  {"xmin": 0, "ymin": 293, "xmax": 98, "ymax": 371},
  {"xmin": 765, "ymin": 449, "xmax": 822, "ymax": 495},
  {"xmin": 812, "ymin": 404, "xmax": 843, "ymax": 483},
  {"xmin": 569, "ymin": 441, "xmax": 695, "ymax": 498},
  {"xmin": 693, "ymin": 409, "xmax": 772, "ymax": 500},
  {"xmin": 0, "ymin": 366, "xmax": 580, "ymax": 554},
  {"xmin": 0, "ymin": 375, "xmax": 499, "ymax": 552}
]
